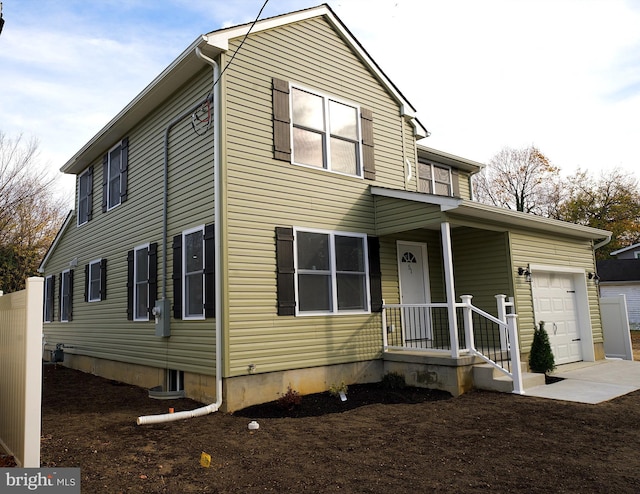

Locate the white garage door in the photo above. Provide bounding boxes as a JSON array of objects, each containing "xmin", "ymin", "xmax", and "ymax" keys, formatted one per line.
[{"xmin": 532, "ymin": 272, "xmax": 582, "ymax": 365}]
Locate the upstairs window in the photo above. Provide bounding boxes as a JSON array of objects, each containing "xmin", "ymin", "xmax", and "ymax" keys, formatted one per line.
[
  {"xmin": 272, "ymin": 78, "xmax": 375, "ymax": 179},
  {"xmin": 77, "ymin": 166, "xmax": 93, "ymax": 226},
  {"xmin": 291, "ymin": 87, "xmax": 361, "ymax": 176},
  {"xmin": 102, "ymin": 138, "xmax": 129, "ymax": 212},
  {"xmin": 418, "ymin": 162, "xmax": 452, "ymax": 196}
]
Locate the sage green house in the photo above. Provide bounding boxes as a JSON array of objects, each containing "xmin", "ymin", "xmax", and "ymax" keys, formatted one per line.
[{"xmin": 40, "ymin": 4, "xmax": 611, "ymax": 413}]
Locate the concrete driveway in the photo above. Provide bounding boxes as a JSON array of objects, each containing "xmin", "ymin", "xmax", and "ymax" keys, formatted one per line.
[{"xmin": 524, "ymin": 359, "xmax": 640, "ymax": 404}]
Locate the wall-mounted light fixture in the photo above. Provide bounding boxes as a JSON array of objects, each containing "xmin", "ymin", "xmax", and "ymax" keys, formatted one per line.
[
  {"xmin": 517, "ymin": 266, "xmax": 532, "ymax": 283},
  {"xmin": 588, "ymin": 272, "xmax": 600, "ymax": 284}
]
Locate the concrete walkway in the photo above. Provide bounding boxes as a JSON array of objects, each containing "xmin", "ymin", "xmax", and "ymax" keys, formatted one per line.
[{"xmin": 524, "ymin": 359, "xmax": 640, "ymax": 404}]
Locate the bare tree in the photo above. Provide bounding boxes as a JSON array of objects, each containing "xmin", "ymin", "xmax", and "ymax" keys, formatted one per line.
[
  {"xmin": 473, "ymin": 145, "xmax": 560, "ymax": 214},
  {"xmin": 0, "ymin": 131, "xmax": 67, "ymax": 291}
]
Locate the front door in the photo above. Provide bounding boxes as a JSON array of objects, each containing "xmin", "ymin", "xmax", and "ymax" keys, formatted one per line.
[
  {"xmin": 397, "ymin": 241, "xmax": 431, "ymax": 347},
  {"xmin": 532, "ymin": 271, "xmax": 583, "ymax": 365}
]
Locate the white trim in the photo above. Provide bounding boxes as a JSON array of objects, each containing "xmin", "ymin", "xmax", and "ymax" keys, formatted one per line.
[
  {"xmin": 87, "ymin": 259, "xmax": 102, "ymax": 302},
  {"xmin": 293, "ymin": 227, "xmax": 371, "ymax": 316},
  {"xmin": 182, "ymin": 225, "xmax": 206, "ymax": 320},
  {"xmin": 133, "ymin": 243, "xmax": 151, "ymax": 322}
]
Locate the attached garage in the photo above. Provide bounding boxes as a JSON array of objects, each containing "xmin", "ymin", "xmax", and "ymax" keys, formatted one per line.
[{"xmin": 530, "ymin": 266, "xmax": 596, "ymax": 365}]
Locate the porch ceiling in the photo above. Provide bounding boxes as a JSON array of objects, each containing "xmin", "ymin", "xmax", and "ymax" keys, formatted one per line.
[{"xmin": 370, "ymin": 186, "xmax": 611, "ymax": 241}]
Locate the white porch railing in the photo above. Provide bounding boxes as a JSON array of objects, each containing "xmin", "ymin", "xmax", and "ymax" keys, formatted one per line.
[{"xmin": 382, "ymin": 294, "xmax": 524, "ymax": 394}]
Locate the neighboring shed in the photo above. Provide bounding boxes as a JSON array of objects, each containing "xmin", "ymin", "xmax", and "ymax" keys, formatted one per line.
[{"xmin": 597, "ymin": 259, "xmax": 640, "ymax": 330}]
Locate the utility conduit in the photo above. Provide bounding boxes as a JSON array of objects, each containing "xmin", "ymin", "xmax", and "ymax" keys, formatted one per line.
[{"xmin": 137, "ymin": 45, "xmax": 222, "ymax": 425}]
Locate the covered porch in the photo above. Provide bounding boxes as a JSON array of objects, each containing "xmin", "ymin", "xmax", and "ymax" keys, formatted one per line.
[{"xmin": 370, "ymin": 185, "xmax": 609, "ymax": 395}]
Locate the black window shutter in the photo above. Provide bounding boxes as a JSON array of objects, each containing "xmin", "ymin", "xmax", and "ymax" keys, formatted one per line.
[
  {"xmin": 120, "ymin": 138, "xmax": 129, "ymax": 203},
  {"xmin": 451, "ymin": 169, "xmax": 460, "ymax": 197},
  {"xmin": 68, "ymin": 269, "xmax": 74, "ymax": 321},
  {"xmin": 148, "ymin": 243, "xmax": 158, "ymax": 318},
  {"xmin": 102, "ymin": 153, "xmax": 108, "ymax": 212},
  {"xmin": 84, "ymin": 264, "xmax": 89, "ymax": 302},
  {"xmin": 361, "ymin": 108, "xmax": 375, "ymax": 180},
  {"xmin": 58, "ymin": 272, "xmax": 63, "ymax": 322},
  {"xmin": 49, "ymin": 275, "xmax": 56, "ymax": 322},
  {"xmin": 204, "ymin": 224, "xmax": 215, "ymax": 318},
  {"xmin": 126, "ymin": 250, "xmax": 134, "ymax": 321},
  {"xmin": 272, "ymin": 78, "xmax": 291, "ymax": 162},
  {"xmin": 172, "ymin": 234, "xmax": 183, "ymax": 319},
  {"xmin": 275, "ymin": 227, "xmax": 295, "ymax": 316},
  {"xmin": 368, "ymin": 236, "xmax": 383, "ymax": 313},
  {"xmin": 87, "ymin": 165, "xmax": 94, "ymax": 221},
  {"xmin": 100, "ymin": 258, "xmax": 107, "ymax": 301}
]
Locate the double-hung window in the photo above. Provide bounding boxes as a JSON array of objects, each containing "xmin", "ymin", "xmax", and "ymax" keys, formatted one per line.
[
  {"xmin": 134, "ymin": 245, "xmax": 150, "ymax": 321},
  {"xmin": 77, "ymin": 166, "xmax": 93, "ymax": 226},
  {"xmin": 44, "ymin": 275, "xmax": 55, "ymax": 323},
  {"xmin": 291, "ymin": 86, "xmax": 362, "ymax": 177},
  {"xmin": 418, "ymin": 161, "xmax": 452, "ymax": 196},
  {"xmin": 60, "ymin": 269, "xmax": 73, "ymax": 322},
  {"xmin": 87, "ymin": 260, "xmax": 101, "ymax": 302},
  {"xmin": 102, "ymin": 138, "xmax": 128, "ymax": 212},
  {"xmin": 183, "ymin": 226, "xmax": 205, "ymax": 320},
  {"xmin": 295, "ymin": 228, "xmax": 369, "ymax": 314}
]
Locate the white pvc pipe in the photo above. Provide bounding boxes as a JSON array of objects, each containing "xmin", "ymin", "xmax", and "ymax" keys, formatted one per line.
[{"xmin": 137, "ymin": 45, "xmax": 222, "ymax": 426}]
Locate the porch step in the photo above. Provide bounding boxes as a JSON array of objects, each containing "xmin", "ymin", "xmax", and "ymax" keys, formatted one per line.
[{"xmin": 473, "ymin": 363, "xmax": 546, "ymax": 393}]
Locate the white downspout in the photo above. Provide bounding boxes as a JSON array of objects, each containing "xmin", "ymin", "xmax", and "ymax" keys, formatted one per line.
[{"xmin": 137, "ymin": 47, "xmax": 222, "ymax": 425}]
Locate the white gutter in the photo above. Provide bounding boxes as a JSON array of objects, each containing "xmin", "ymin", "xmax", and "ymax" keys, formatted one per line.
[
  {"xmin": 594, "ymin": 235, "xmax": 612, "ymax": 251},
  {"xmin": 137, "ymin": 47, "xmax": 222, "ymax": 425}
]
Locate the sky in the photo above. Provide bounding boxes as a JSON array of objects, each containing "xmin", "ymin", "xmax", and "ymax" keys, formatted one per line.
[{"xmin": 2, "ymin": 0, "xmax": 640, "ymax": 205}]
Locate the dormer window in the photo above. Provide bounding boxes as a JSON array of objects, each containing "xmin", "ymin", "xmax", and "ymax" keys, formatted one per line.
[{"xmin": 418, "ymin": 161, "xmax": 452, "ymax": 196}]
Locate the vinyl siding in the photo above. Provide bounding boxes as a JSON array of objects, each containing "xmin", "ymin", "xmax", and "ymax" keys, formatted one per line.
[
  {"xmin": 222, "ymin": 17, "xmax": 411, "ymax": 376},
  {"xmin": 373, "ymin": 196, "xmax": 444, "ymax": 236},
  {"xmin": 42, "ymin": 69, "xmax": 217, "ymax": 376},
  {"xmin": 451, "ymin": 228, "xmax": 511, "ymax": 314},
  {"xmin": 508, "ymin": 230, "xmax": 600, "ymax": 350}
]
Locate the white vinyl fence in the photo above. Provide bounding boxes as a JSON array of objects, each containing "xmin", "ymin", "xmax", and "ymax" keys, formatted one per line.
[
  {"xmin": 601, "ymin": 295, "xmax": 634, "ymax": 360},
  {"xmin": 0, "ymin": 277, "xmax": 44, "ymax": 467}
]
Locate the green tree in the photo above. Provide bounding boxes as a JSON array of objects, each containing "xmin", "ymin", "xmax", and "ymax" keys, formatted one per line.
[
  {"xmin": 0, "ymin": 131, "xmax": 67, "ymax": 292},
  {"xmin": 473, "ymin": 145, "xmax": 560, "ymax": 214},
  {"xmin": 529, "ymin": 321, "xmax": 555, "ymax": 374},
  {"xmin": 555, "ymin": 168, "xmax": 640, "ymax": 259}
]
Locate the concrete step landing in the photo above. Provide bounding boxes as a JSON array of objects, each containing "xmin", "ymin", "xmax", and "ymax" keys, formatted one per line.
[{"xmin": 473, "ymin": 363, "xmax": 545, "ymax": 393}]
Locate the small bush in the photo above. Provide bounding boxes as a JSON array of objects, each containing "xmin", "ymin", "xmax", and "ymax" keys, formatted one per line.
[
  {"xmin": 277, "ymin": 385, "xmax": 302, "ymax": 410},
  {"xmin": 329, "ymin": 381, "xmax": 348, "ymax": 398},
  {"xmin": 381, "ymin": 371, "xmax": 406, "ymax": 390},
  {"xmin": 529, "ymin": 321, "xmax": 556, "ymax": 374}
]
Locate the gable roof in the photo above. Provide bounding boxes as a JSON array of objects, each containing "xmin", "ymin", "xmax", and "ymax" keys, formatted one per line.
[
  {"xmin": 597, "ymin": 259, "xmax": 640, "ymax": 282},
  {"xmin": 38, "ymin": 210, "xmax": 75, "ymax": 272},
  {"xmin": 60, "ymin": 3, "xmax": 428, "ymax": 175}
]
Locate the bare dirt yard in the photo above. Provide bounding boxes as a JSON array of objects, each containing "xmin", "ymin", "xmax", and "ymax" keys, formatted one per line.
[
  {"xmin": 38, "ymin": 366, "xmax": 640, "ymax": 494},
  {"xmin": 25, "ymin": 331, "xmax": 640, "ymax": 492}
]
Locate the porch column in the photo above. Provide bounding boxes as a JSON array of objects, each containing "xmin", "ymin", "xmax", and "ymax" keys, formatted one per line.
[{"xmin": 441, "ymin": 221, "xmax": 460, "ymax": 358}]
